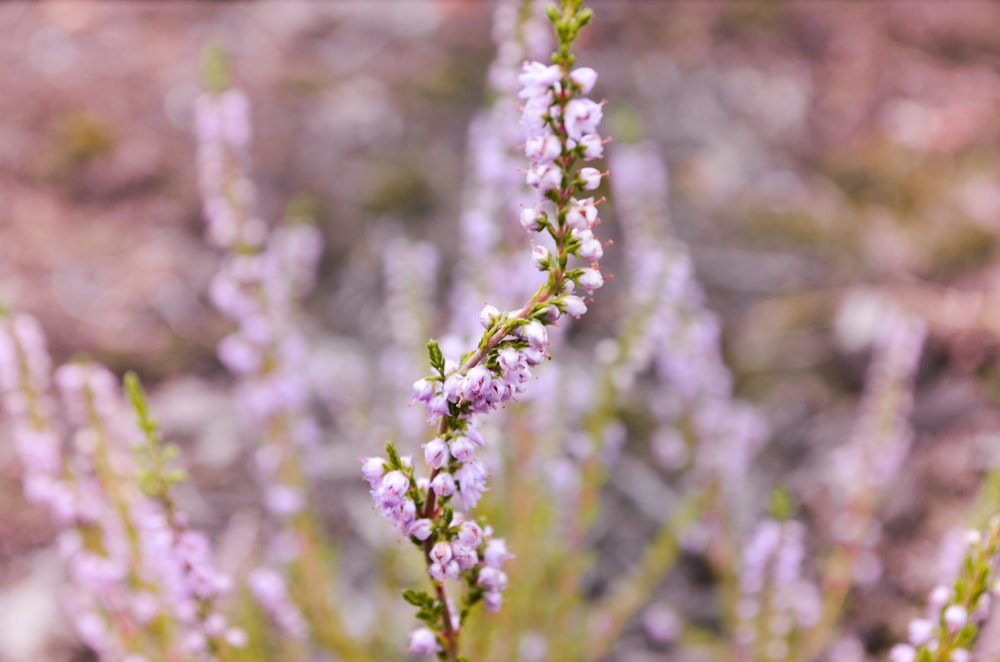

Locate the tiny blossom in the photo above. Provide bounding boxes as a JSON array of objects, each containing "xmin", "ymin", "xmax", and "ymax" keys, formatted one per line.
[
  {"xmin": 526, "ymin": 162, "xmax": 562, "ymax": 193},
  {"xmin": 430, "ymin": 472, "xmax": 457, "ymax": 497},
  {"xmin": 944, "ymin": 605, "xmax": 967, "ymax": 631},
  {"xmin": 532, "ymin": 244, "xmax": 550, "ymax": 269},
  {"xmin": 525, "ymin": 134, "xmax": 562, "ymax": 164},
  {"xmin": 579, "ymin": 167, "xmax": 602, "ymax": 190},
  {"xmin": 423, "ymin": 439, "xmax": 450, "ymax": 469},
  {"xmin": 908, "ymin": 618, "xmax": 934, "ymax": 646},
  {"xmin": 562, "ymin": 295, "xmax": 588, "ymax": 319},
  {"xmin": 567, "ymin": 198, "xmax": 599, "ymax": 231},
  {"xmin": 564, "ymin": 99, "xmax": 603, "ymax": 140},
  {"xmin": 578, "ymin": 133, "xmax": 604, "ymax": 160},
  {"xmin": 569, "ymin": 66, "xmax": 598, "ymax": 93},
  {"xmin": 578, "ymin": 268, "xmax": 604, "ymax": 293},
  {"xmin": 409, "ymin": 627, "xmax": 439, "ymax": 656},
  {"xmin": 479, "ymin": 304, "xmax": 501, "ymax": 329},
  {"xmin": 520, "ymin": 207, "xmax": 542, "ymax": 232}
]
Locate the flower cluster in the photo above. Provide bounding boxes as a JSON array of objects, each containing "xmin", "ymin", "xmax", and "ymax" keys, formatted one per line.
[
  {"xmin": 362, "ymin": 1, "xmax": 606, "ymax": 658},
  {"xmin": 888, "ymin": 518, "xmax": 1000, "ymax": 662},
  {"xmin": 735, "ymin": 519, "xmax": 821, "ymax": 661},
  {"xmin": 0, "ymin": 315, "xmax": 240, "ymax": 661}
]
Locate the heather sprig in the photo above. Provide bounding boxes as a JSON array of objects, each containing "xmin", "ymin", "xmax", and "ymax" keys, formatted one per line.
[
  {"xmin": 887, "ymin": 518, "xmax": 1000, "ymax": 662},
  {"xmin": 362, "ymin": 1, "xmax": 606, "ymax": 658}
]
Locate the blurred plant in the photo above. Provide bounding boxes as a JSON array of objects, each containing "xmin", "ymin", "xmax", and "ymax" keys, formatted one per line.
[{"xmin": 2, "ymin": 2, "xmax": 994, "ymax": 662}]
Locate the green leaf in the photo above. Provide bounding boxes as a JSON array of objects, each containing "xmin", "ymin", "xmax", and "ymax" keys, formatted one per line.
[
  {"xmin": 385, "ymin": 442, "xmax": 403, "ymax": 470},
  {"xmin": 428, "ymin": 339, "xmax": 445, "ymax": 375},
  {"xmin": 201, "ymin": 41, "xmax": 231, "ymax": 94},
  {"xmin": 402, "ymin": 589, "xmax": 435, "ymax": 608}
]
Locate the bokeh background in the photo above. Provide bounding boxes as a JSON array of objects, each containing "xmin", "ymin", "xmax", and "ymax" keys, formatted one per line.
[{"xmin": 4, "ymin": 2, "xmax": 1000, "ymax": 660}]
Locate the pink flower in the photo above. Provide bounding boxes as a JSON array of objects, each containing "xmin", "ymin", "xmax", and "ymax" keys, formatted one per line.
[
  {"xmin": 408, "ymin": 627, "xmax": 438, "ymax": 656},
  {"xmin": 564, "ymin": 99, "xmax": 603, "ymax": 140}
]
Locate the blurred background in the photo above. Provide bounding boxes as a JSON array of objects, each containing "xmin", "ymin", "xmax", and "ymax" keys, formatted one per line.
[{"xmin": 4, "ymin": 1, "xmax": 1000, "ymax": 660}]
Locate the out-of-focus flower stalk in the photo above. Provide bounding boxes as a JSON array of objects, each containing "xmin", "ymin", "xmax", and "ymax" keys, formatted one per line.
[
  {"xmin": 193, "ymin": 45, "xmax": 360, "ymax": 658},
  {"xmin": 887, "ymin": 518, "xmax": 1000, "ymax": 662},
  {"xmin": 804, "ymin": 309, "xmax": 926, "ymax": 658}
]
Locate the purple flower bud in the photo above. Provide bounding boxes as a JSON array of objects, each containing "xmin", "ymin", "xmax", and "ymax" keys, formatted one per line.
[
  {"xmin": 570, "ymin": 67, "xmax": 598, "ymax": 94},
  {"xmin": 525, "ymin": 134, "xmax": 561, "ymax": 164},
  {"xmin": 567, "ymin": 198, "xmax": 599, "ymax": 231},
  {"xmin": 888, "ymin": 644, "xmax": 915, "ymax": 662},
  {"xmin": 565, "ymin": 99, "xmax": 603, "ymax": 140},
  {"xmin": 484, "ymin": 539, "xmax": 513, "ymax": 569},
  {"xmin": 522, "ymin": 347, "xmax": 545, "ymax": 365},
  {"xmin": 562, "ymin": 295, "xmax": 588, "ymax": 319},
  {"xmin": 378, "ymin": 470, "xmax": 410, "ymax": 506},
  {"xmin": 523, "ymin": 320, "xmax": 548, "ymax": 350},
  {"xmin": 466, "ymin": 426, "xmax": 485, "ymax": 447},
  {"xmin": 478, "ymin": 567, "xmax": 509, "ymax": 592},
  {"xmin": 412, "ymin": 378, "xmax": 435, "ymax": 403},
  {"xmin": 532, "ymin": 244, "xmax": 550, "ymax": 270},
  {"xmin": 360, "ymin": 457, "xmax": 386, "ymax": 484},
  {"xmin": 518, "ymin": 62, "xmax": 561, "ymax": 99},
  {"xmin": 450, "ymin": 436, "xmax": 477, "ymax": 463},
  {"xmin": 526, "ymin": 163, "xmax": 561, "ymax": 193},
  {"xmin": 499, "ymin": 347, "xmax": 522, "ymax": 373},
  {"xmin": 430, "ymin": 472, "xmax": 456, "ymax": 497},
  {"xmin": 428, "ymin": 394, "xmax": 450, "ymax": 417},
  {"xmin": 579, "ymin": 167, "xmax": 602, "ymax": 191},
  {"xmin": 520, "ymin": 207, "xmax": 542, "ymax": 232},
  {"xmin": 430, "ymin": 542, "xmax": 453, "ymax": 566},
  {"xmin": 484, "ymin": 591, "xmax": 503, "ymax": 612},
  {"xmin": 409, "ymin": 627, "xmax": 438, "ymax": 656},
  {"xmin": 944, "ymin": 605, "xmax": 967, "ymax": 631},
  {"xmin": 578, "ymin": 236, "xmax": 604, "ymax": 263},
  {"xmin": 452, "ymin": 542, "xmax": 479, "ymax": 570},
  {"xmin": 479, "ymin": 304, "xmax": 500, "ymax": 329},
  {"xmin": 579, "ymin": 133, "xmax": 604, "ymax": 161},
  {"xmin": 578, "ymin": 267, "xmax": 604, "ymax": 293},
  {"xmin": 422, "ymin": 439, "xmax": 449, "ymax": 470},
  {"xmin": 406, "ymin": 519, "xmax": 434, "ymax": 541},
  {"xmin": 907, "ymin": 618, "xmax": 934, "ymax": 646},
  {"xmin": 458, "ymin": 521, "xmax": 484, "ymax": 547},
  {"xmin": 462, "ymin": 366, "xmax": 493, "ymax": 401}
]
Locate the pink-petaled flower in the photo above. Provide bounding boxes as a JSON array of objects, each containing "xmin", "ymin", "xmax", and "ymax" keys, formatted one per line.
[
  {"xmin": 484, "ymin": 539, "xmax": 514, "ymax": 569},
  {"xmin": 378, "ymin": 470, "xmax": 410, "ymax": 506},
  {"xmin": 430, "ymin": 541, "xmax": 453, "ymax": 566},
  {"xmin": 907, "ymin": 618, "xmax": 934, "ymax": 646},
  {"xmin": 944, "ymin": 605, "xmax": 967, "ymax": 631},
  {"xmin": 523, "ymin": 320, "xmax": 548, "ymax": 350},
  {"xmin": 462, "ymin": 366, "xmax": 493, "ymax": 401},
  {"xmin": 520, "ymin": 207, "xmax": 543, "ymax": 232},
  {"xmin": 479, "ymin": 304, "xmax": 501, "ymax": 329},
  {"xmin": 409, "ymin": 627, "xmax": 439, "ymax": 656},
  {"xmin": 579, "ymin": 167, "xmax": 602, "ymax": 191},
  {"xmin": 888, "ymin": 645, "xmax": 915, "ymax": 662},
  {"xmin": 532, "ymin": 244, "xmax": 550, "ymax": 269},
  {"xmin": 360, "ymin": 457, "xmax": 386, "ymax": 484},
  {"xmin": 455, "ymin": 461, "xmax": 488, "ymax": 509},
  {"xmin": 526, "ymin": 162, "xmax": 562, "ymax": 193},
  {"xmin": 578, "ymin": 235, "xmax": 604, "ymax": 264},
  {"xmin": 567, "ymin": 198, "xmax": 599, "ymax": 231},
  {"xmin": 565, "ymin": 99, "xmax": 603, "ymax": 140},
  {"xmin": 412, "ymin": 378, "xmax": 435, "ymax": 403},
  {"xmin": 562, "ymin": 295, "xmax": 588, "ymax": 319},
  {"xmin": 450, "ymin": 436, "xmax": 477, "ymax": 463},
  {"xmin": 458, "ymin": 521, "xmax": 484, "ymax": 547},
  {"xmin": 578, "ymin": 267, "xmax": 604, "ymax": 293},
  {"xmin": 423, "ymin": 439, "xmax": 449, "ymax": 470},
  {"xmin": 570, "ymin": 67, "xmax": 598, "ymax": 94},
  {"xmin": 452, "ymin": 542, "xmax": 479, "ymax": 570},
  {"xmin": 406, "ymin": 519, "xmax": 434, "ymax": 541},
  {"xmin": 525, "ymin": 134, "xmax": 562, "ymax": 164},
  {"xmin": 430, "ymin": 471, "xmax": 456, "ymax": 497},
  {"xmin": 578, "ymin": 133, "xmax": 604, "ymax": 161},
  {"xmin": 518, "ymin": 62, "xmax": 561, "ymax": 99}
]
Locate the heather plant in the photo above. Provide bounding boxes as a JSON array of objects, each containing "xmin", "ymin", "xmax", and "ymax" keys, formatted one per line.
[{"xmin": 3, "ymin": 2, "xmax": 1000, "ymax": 662}]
